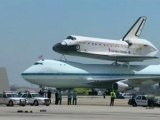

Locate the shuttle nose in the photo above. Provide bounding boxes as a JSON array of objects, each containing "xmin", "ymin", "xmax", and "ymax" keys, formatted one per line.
[
  {"xmin": 53, "ymin": 43, "xmax": 64, "ymax": 53},
  {"xmin": 53, "ymin": 42, "xmax": 78, "ymax": 53}
]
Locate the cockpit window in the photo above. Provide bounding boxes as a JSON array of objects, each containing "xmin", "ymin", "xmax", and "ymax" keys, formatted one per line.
[
  {"xmin": 34, "ymin": 62, "xmax": 43, "ymax": 65},
  {"xmin": 66, "ymin": 36, "xmax": 76, "ymax": 40}
]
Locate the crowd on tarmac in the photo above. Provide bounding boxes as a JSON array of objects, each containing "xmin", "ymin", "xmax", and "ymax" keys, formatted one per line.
[
  {"xmin": 39, "ymin": 89, "xmax": 77, "ymax": 105},
  {"xmin": 54, "ymin": 90, "xmax": 77, "ymax": 105},
  {"xmin": 39, "ymin": 89, "xmax": 116, "ymax": 106}
]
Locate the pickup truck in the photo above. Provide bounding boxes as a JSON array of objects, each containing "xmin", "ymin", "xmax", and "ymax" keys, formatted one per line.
[
  {"xmin": 0, "ymin": 91, "xmax": 26, "ymax": 106},
  {"xmin": 128, "ymin": 95, "xmax": 160, "ymax": 107}
]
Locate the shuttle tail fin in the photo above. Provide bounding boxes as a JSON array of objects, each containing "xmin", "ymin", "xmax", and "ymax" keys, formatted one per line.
[{"xmin": 122, "ymin": 16, "xmax": 147, "ymax": 41}]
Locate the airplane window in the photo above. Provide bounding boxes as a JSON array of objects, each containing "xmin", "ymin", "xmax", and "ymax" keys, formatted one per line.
[
  {"xmin": 34, "ymin": 62, "xmax": 43, "ymax": 65},
  {"xmin": 66, "ymin": 36, "xmax": 76, "ymax": 40}
]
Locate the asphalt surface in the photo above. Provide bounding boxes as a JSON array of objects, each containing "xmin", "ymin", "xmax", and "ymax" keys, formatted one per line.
[{"xmin": 0, "ymin": 96, "xmax": 159, "ymax": 120}]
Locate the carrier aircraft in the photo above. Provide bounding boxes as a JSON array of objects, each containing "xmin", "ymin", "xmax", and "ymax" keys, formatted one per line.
[
  {"xmin": 22, "ymin": 59, "xmax": 160, "ymax": 92},
  {"xmin": 53, "ymin": 16, "xmax": 158, "ymax": 62}
]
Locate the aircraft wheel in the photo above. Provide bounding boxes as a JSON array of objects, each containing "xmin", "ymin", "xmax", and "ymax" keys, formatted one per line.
[
  {"xmin": 34, "ymin": 100, "xmax": 39, "ymax": 106},
  {"xmin": 76, "ymin": 45, "xmax": 80, "ymax": 50},
  {"xmin": 8, "ymin": 100, "xmax": 14, "ymax": 106},
  {"xmin": 132, "ymin": 102, "xmax": 137, "ymax": 107}
]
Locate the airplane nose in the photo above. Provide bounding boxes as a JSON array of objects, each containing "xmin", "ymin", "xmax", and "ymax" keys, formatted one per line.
[{"xmin": 53, "ymin": 42, "xmax": 78, "ymax": 53}]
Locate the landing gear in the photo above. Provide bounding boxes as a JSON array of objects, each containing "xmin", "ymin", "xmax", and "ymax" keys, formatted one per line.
[
  {"xmin": 59, "ymin": 54, "xmax": 67, "ymax": 61},
  {"xmin": 112, "ymin": 61, "xmax": 119, "ymax": 65},
  {"xmin": 112, "ymin": 61, "xmax": 130, "ymax": 68}
]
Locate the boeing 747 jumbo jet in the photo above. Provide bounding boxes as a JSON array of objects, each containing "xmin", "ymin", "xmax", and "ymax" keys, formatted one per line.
[
  {"xmin": 53, "ymin": 16, "xmax": 158, "ymax": 62},
  {"xmin": 21, "ymin": 59, "xmax": 160, "ymax": 92}
]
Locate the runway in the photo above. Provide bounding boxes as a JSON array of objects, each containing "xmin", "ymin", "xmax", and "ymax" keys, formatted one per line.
[{"xmin": 0, "ymin": 105, "xmax": 159, "ymax": 120}]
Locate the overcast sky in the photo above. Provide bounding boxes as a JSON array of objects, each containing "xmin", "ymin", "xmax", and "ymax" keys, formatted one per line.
[{"xmin": 0, "ymin": 0, "xmax": 160, "ymax": 87}]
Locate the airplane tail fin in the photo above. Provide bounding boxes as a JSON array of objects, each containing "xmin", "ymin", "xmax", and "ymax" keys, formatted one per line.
[{"xmin": 122, "ymin": 16, "xmax": 147, "ymax": 41}]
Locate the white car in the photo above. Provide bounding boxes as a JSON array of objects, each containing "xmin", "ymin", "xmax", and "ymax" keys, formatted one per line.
[
  {"xmin": 121, "ymin": 93, "xmax": 133, "ymax": 99},
  {"xmin": 128, "ymin": 95, "xmax": 156, "ymax": 107},
  {"xmin": 0, "ymin": 91, "xmax": 27, "ymax": 106},
  {"xmin": 19, "ymin": 92, "xmax": 51, "ymax": 106}
]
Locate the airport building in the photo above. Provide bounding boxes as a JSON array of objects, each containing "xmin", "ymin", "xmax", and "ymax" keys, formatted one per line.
[{"xmin": 0, "ymin": 67, "xmax": 10, "ymax": 91}]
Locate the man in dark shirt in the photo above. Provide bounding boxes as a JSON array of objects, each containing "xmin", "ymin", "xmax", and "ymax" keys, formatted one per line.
[{"xmin": 55, "ymin": 91, "xmax": 58, "ymax": 105}]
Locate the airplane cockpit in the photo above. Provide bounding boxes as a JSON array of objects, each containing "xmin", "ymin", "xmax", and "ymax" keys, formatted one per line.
[{"xmin": 66, "ymin": 36, "xmax": 76, "ymax": 40}]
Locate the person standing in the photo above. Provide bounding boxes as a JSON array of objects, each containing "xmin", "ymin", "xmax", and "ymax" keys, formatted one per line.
[
  {"xmin": 103, "ymin": 91, "xmax": 106, "ymax": 99},
  {"xmin": 47, "ymin": 89, "xmax": 52, "ymax": 104},
  {"xmin": 72, "ymin": 91, "xmax": 77, "ymax": 105},
  {"xmin": 57, "ymin": 91, "xmax": 62, "ymax": 105},
  {"xmin": 47, "ymin": 90, "xmax": 52, "ymax": 99},
  {"xmin": 67, "ymin": 90, "xmax": 72, "ymax": 105},
  {"xmin": 110, "ymin": 90, "xmax": 116, "ymax": 106},
  {"xmin": 39, "ymin": 90, "xmax": 43, "ymax": 97},
  {"xmin": 55, "ymin": 91, "xmax": 58, "ymax": 105}
]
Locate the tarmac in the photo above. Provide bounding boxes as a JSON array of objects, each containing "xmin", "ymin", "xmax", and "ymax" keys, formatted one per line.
[{"xmin": 0, "ymin": 96, "xmax": 159, "ymax": 120}]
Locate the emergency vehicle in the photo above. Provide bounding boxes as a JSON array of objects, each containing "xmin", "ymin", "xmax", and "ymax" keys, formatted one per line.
[{"xmin": 128, "ymin": 95, "xmax": 159, "ymax": 107}]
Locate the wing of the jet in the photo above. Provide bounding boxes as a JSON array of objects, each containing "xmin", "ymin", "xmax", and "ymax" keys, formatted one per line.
[
  {"xmin": 122, "ymin": 16, "xmax": 147, "ymax": 41},
  {"xmin": 86, "ymin": 76, "xmax": 160, "ymax": 91}
]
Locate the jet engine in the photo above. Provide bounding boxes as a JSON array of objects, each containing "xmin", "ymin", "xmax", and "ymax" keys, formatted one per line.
[{"xmin": 112, "ymin": 81, "xmax": 132, "ymax": 92}]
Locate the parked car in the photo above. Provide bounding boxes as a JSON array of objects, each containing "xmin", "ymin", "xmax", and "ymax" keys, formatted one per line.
[
  {"xmin": 153, "ymin": 98, "xmax": 160, "ymax": 107},
  {"xmin": 19, "ymin": 91, "xmax": 51, "ymax": 106},
  {"xmin": 0, "ymin": 91, "xmax": 26, "ymax": 106},
  {"xmin": 128, "ymin": 95, "xmax": 160, "ymax": 107},
  {"xmin": 117, "ymin": 92, "xmax": 134, "ymax": 99},
  {"xmin": 121, "ymin": 93, "xmax": 134, "ymax": 99}
]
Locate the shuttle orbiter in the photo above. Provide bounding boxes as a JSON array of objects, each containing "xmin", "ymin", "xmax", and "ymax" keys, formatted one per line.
[{"xmin": 53, "ymin": 16, "xmax": 158, "ymax": 62}]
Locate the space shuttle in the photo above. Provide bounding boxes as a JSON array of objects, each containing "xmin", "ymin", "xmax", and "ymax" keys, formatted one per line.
[{"xmin": 53, "ymin": 16, "xmax": 158, "ymax": 62}]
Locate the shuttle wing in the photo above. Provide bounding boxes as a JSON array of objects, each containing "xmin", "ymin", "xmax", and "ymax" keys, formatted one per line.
[
  {"xmin": 80, "ymin": 51, "xmax": 158, "ymax": 62},
  {"xmin": 107, "ymin": 55, "xmax": 158, "ymax": 62}
]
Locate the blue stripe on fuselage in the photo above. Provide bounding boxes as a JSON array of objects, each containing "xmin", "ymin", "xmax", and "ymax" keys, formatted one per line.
[{"xmin": 21, "ymin": 73, "xmax": 160, "ymax": 77}]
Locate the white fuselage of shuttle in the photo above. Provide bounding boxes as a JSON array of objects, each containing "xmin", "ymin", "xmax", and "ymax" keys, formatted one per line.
[{"xmin": 53, "ymin": 16, "xmax": 158, "ymax": 62}]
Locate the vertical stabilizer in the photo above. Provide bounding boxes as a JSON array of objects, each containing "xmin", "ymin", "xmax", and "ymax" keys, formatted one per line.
[{"xmin": 122, "ymin": 16, "xmax": 147, "ymax": 41}]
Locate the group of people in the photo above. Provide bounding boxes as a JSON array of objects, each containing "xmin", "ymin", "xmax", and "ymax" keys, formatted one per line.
[
  {"xmin": 39, "ymin": 89, "xmax": 52, "ymax": 99},
  {"xmin": 55, "ymin": 90, "xmax": 77, "ymax": 105},
  {"xmin": 39, "ymin": 89, "xmax": 116, "ymax": 106}
]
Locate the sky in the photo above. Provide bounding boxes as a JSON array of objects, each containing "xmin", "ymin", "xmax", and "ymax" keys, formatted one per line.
[{"xmin": 0, "ymin": 0, "xmax": 160, "ymax": 87}]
